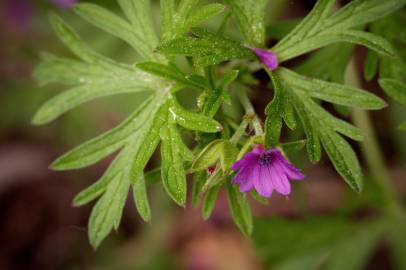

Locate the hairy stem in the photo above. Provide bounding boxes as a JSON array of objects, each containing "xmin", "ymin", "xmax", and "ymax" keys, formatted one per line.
[
  {"xmin": 346, "ymin": 60, "xmax": 404, "ymax": 217},
  {"xmin": 236, "ymin": 87, "xmax": 264, "ymax": 135}
]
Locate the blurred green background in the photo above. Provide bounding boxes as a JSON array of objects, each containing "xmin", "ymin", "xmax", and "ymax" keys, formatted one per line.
[{"xmin": 0, "ymin": 0, "xmax": 405, "ymax": 269}]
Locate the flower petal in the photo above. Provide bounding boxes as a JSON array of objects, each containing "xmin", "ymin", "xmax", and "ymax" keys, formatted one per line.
[
  {"xmin": 251, "ymin": 48, "xmax": 279, "ymax": 71},
  {"xmin": 239, "ymin": 180, "xmax": 254, "ymax": 192},
  {"xmin": 233, "ymin": 166, "xmax": 250, "ymax": 184},
  {"xmin": 275, "ymin": 153, "xmax": 305, "ymax": 180},
  {"xmin": 254, "ymin": 166, "xmax": 274, "ymax": 197},
  {"xmin": 231, "ymin": 152, "xmax": 257, "ymax": 171},
  {"xmin": 269, "ymin": 163, "xmax": 291, "ymax": 195}
]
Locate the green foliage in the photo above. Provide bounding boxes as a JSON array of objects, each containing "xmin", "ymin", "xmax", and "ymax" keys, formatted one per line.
[
  {"xmin": 157, "ymin": 28, "xmax": 253, "ymax": 67},
  {"xmin": 192, "ymin": 139, "xmax": 238, "ymax": 173},
  {"xmin": 379, "ymin": 79, "xmax": 406, "ymax": 106},
  {"xmin": 73, "ymin": 2, "xmax": 157, "ymax": 60},
  {"xmin": 364, "ymin": 11, "xmax": 406, "ymax": 129},
  {"xmin": 226, "ymin": 182, "xmax": 253, "ymax": 236},
  {"xmin": 33, "ymin": 0, "xmax": 406, "ymax": 247},
  {"xmin": 132, "ymin": 174, "xmax": 151, "ymax": 222},
  {"xmin": 202, "ymin": 185, "xmax": 220, "ymax": 220},
  {"xmin": 261, "ymin": 0, "xmax": 405, "ymax": 193},
  {"xmin": 160, "ymin": 122, "xmax": 189, "ymax": 206},
  {"xmin": 265, "ymin": 67, "xmax": 385, "ymax": 192},
  {"xmin": 253, "ymin": 217, "xmax": 392, "ymax": 270},
  {"xmin": 160, "ymin": 0, "xmax": 225, "ymax": 42},
  {"xmin": 272, "ymin": 0, "xmax": 404, "ymax": 62},
  {"xmin": 224, "ymin": 0, "xmax": 268, "ymax": 46}
]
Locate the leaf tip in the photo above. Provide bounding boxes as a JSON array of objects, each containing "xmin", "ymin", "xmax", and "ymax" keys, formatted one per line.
[
  {"xmin": 31, "ymin": 112, "xmax": 48, "ymax": 126},
  {"xmin": 49, "ymin": 157, "xmax": 68, "ymax": 171}
]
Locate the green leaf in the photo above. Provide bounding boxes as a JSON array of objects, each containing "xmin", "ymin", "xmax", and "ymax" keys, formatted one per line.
[
  {"xmin": 273, "ymin": 0, "xmax": 335, "ymax": 54},
  {"xmin": 130, "ymin": 101, "xmax": 169, "ymax": 180},
  {"xmin": 132, "ymin": 173, "xmax": 151, "ymax": 222},
  {"xmin": 218, "ymin": 70, "xmax": 239, "ymax": 90},
  {"xmin": 160, "ymin": 0, "xmax": 175, "ymax": 41},
  {"xmin": 279, "ymin": 71, "xmax": 364, "ymax": 192},
  {"xmin": 72, "ymin": 149, "xmax": 126, "ymax": 207},
  {"xmin": 170, "ymin": 98, "xmax": 223, "ymax": 132},
  {"xmin": 287, "ymin": 90, "xmax": 321, "ymax": 163},
  {"xmin": 275, "ymin": 30, "xmax": 396, "ymax": 62},
  {"xmin": 157, "ymin": 28, "xmax": 253, "ymax": 66},
  {"xmin": 177, "ymin": 0, "xmax": 199, "ymax": 23},
  {"xmin": 136, "ymin": 62, "xmax": 206, "ymax": 90},
  {"xmin": 301, "ymin": 98, "xmax": 364, "ymax": 141},
  {"xmin": 220, "ymin": 141, "xmax": 239, "ymax": 172},
  {"xmin": 161, "ymin": 0, "xmax": 223, "ymax": 42},
  {"xmin": 51, "ymin": 96, "xmax": 156, "ymax": 170},
  {"xmin": 273, "ymin": 0, "xmax": 405, "ymax": 62},
  {"xmin": 117, "ymin": 0, "xmax": 158, "ymax": 54},
  {"xmin": 32, "ymin": 80, "xmax": 153, "ymax": 125},
  {"xmin": 278, "ymin": 68, "xmax": 386, "ymax": 109},
  {"xmin": 192, "ymin": 139, "xmax": 238, "ymax": 173},
  {"xmin": 88, "ymin": 172, "xmax": 129, "ymax": 249},
  {"xmin": 280, "ymin": 140, "xmax": 306, "ymax": 155},
  {"xmin": 282, "ymin": 96, "xmax": 297, "ymax": 130},
  {"xmin": 399, "ymin": 121, "xmax": 406, "ymax": 130},
  {"xmin": 173, "ymin": 129, "xmax": 194, "ymax": 162},
  {"xmin": 288, "ymin": 90, "xmax": 363, "ymax": 192},
  {"xmin": 48, "ymin": 13, "xmax": 110, "ymax": 64},
  {"xmin": 73, "ymin": 3, "xmax": 153, "ymax": 59},
  {"xmin": 379, "ymin": 78, "xmax": 406, "ymax": 106},
  {"xmin": 224, "ymin": 0, "xmax": 268, "ymax": 46},
  {"xmin": 250, "ymin": 190, "xmax": 268, "ymax": 205},
  {"xmin": 202, "ymin": 185, "xmax": 220, "ymax": 220},
  {"xmin": 187, "ymin": 3, "xmax": 225, "ymax": 27},
  {"xmin": 33, "ymin": 54, "xmax": 119, "ymax": 86},
  {"xmin": 201, "ymin": 90, "xmax": 229, "ymax": 118},
  {"xmin": 161, "ymin": 124, "xmax": 187, "ymax": 206},
  {"xmin": 265, "ymin": 72, "xmax": 283, "ymax": 147},
  {"xmin": 325, "ymin": 0, "xmax": 406, "ymax": 31},
  {"xmin": 319, "ymin": 128, "xmax": 363, "ymax": 193},
  {"xmin": 192, "ymin": 140, "xmax": 224, "ymax": 171},
  {"xmin": 191, "ymin": 171, "xmax": 206, "ymax": 207},
  {"xmin": 226, "ymin": 182, "xmax": 253, "ymax": 236}
]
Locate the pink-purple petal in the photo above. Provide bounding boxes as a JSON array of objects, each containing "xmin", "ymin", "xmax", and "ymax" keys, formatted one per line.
[
  {"xmin": 276, "ymin": 155, "xmax": 305, "ymax": 180},
  {"xmin": 254, "ymin": 166, "xmax": 274, "ymax": 197},
  {"xmin": 231, "ymin": 152, "xmax": 257, "ymax": 170},
  {"xmin": 239, "ymin": 179, "xmax": 254, "ymax": 192},
  {"xmin": 231, "ymin": 145, "xmax": 304, "ymax": 198},
  {"xmin": 250, "ymin": 48, "xmax": 279, "ymax": 71},
  {"xmin": 269, "ymin": 163, "xmax": 291, "ymax": 195}
]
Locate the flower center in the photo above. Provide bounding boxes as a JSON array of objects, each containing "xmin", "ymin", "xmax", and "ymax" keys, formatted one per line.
[{"xmin": 258, "ymin": 153, "xmax": 272, "ymax": 166}]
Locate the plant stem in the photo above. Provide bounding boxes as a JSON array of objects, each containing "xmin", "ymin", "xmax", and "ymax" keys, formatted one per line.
[
  {"xmin": 236, "ymin": 86, "xmax": 264, "ymax": 135},
  {"xmin": 230, "ymin": 118, "xmax": 250, "ymax": 144},
  {"xmin": 346, "ymin": 60, "xmax": 404, "ymax": 217}
]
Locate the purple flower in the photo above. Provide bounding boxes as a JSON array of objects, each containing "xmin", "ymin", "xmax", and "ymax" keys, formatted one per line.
[
  {"xmin": 251, "ymin": 48, "xmax": 279, "ymax": 71},
  {"xmin": 231, "ymin": 145, "xmax": 304, "ymax": 197},
  {"xmin": 52, "ymin": 0, "xmax": 77, "ymax": 9}
]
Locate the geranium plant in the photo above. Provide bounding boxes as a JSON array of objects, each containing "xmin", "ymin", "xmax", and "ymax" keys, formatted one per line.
[{"xmin": 33, "ymin": 0, "xmax": 406, "ymax": 249}]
